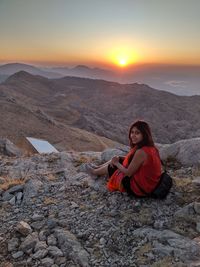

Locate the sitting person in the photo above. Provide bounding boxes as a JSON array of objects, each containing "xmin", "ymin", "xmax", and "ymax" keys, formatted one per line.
[{"xmin": 87, "ymin": 120, "xmax": 162, "ymax": 197}]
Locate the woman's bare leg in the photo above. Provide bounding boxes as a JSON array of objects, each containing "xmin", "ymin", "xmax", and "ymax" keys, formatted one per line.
[
  {"xmin": 93, "ymin": 160, "xmax": 112, "ymax": 169},
  {"xmin": 90, "ymin": 160, "xmax": 111, "ymax": 176}
]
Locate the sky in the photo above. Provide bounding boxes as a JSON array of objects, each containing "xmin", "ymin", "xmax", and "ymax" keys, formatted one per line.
[{"xmin": 0, "ymin": 0, "xmax": 200, "ymax": 68}]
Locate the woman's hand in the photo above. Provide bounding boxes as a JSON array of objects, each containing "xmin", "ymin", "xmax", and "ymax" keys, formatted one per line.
[{"xmin": 111, "ymin": 156, "xmax": 119, "ymax": 166}]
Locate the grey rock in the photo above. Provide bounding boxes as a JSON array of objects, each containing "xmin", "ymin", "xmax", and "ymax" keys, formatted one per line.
[
  {"xmin": 47, "ymin": 234, "xmax": 57, "ymax": 246},
  {"xmin": 196, "ymin": 223, "xmax": 200, "ymax": 233},
  {"xmin": 7, "ymin": 184, "xmax": 24, "ymax": 194},
  {"xmin": 8, "ymin": 237, "xmax": 19, "ymax": 252},
  {"xmin": 31, "ymin": 220, "xmax": 45, "ymax": 231},
  {"xmin": 39, "ymin": 230, "xmax": 48, "ymax": 241},
  {"xmin": 31, "ymin": 213, "xmax": 44, "ymax": 221},
  {"xmin": 133, "ymin": 227, "xmax": 200, "ymax": 261},
  {"xmin": 48, "ymin": 246, "xmax": 63, "ymax": 257},
  {"xmin": 32, "ymin": 249, "xmax": 48, "ymax": 259},
  {"xmin": 174, "ymin": 203, "xmax": 195, "ymax": 221},
  {"xmin": 9, "ymin": 196, "xmax": 16, "ymax": 205},
  {"xmin": 55, "ymin": 257, "xmax": 66, "ymax": 265},
  {"xmin": 0, "ymin": 138, "xmax": 22, "ymax": 157},
  {"xmin": 11, "ymin": 250, "xmax": 24, "ymax": 259},
  {"xmin": 34, "ymin": 241, "xmax": 47, "ymax": 252},
  {"xmin": 19, "ymin": 232, "xmax": 38, "ymax": 253},
  {"xmin": 158, "ymin": 138, "xmax": 200, "ymax": 167},
  {"xmin": 54, "ymin": 228, "xmax": 90, "ymax": 267},
  {"xmin": 0, "ymin": 188, "xmax": 3, "ymax": 196},
  {"xmin": 16, "ymin": 192, "xmax": 23, "ymax": 203},
  {"xmin": 47, "ymin": 218, "xmax": 58, "ymax": 229},
  {"xmin": 16, "ymin": 221, "xmax": 32, "ymax": 236},
  {"xmin": 40, "ymin": 257, "xmax": 54, "ymax": 267},
  {"xmin": 23, "ymin": 179, "xmax": 43, "ymax": 204},
  {"xmin": 2, "ymin": 192, "xmax": 14, "ymax": 201},
  {"xmin": 194, "ymin": 202, "xmax": 200, "ymax": 215}
]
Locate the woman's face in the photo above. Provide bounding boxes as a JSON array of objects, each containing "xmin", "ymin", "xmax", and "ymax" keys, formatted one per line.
[{"xmin": 130, "ymin": 127, "xmax": 143, "ymax": 145}]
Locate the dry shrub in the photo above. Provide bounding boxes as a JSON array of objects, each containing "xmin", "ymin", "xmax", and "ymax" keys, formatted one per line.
[
  {"xmin": 0, "ymin": 176, "xmax": 26, "ymax": 191},
  {"xmin": 46, "ymin": 173, "xmax": 57, "ymax": 181},
  {"xmin": 164, "ymin": 156, "xmax": 182, "ymax": 169},
  {"xmin": 74, "ymin": 156, "xmax": 89, "ymax": 167},
  {"xmin": 44, "ymin": 197, "xmax": 57, "ymax": 205}
]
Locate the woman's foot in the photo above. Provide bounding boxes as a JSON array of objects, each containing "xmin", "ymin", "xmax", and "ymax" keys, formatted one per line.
[{"xmin": 82, "ymin": 163, "xmax": 96, "ymax": 175}]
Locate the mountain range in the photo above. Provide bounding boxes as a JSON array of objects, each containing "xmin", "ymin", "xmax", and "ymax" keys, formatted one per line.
[
  {"xmin": 0, "ymin": 62, "xmax": 200, "ymax": 96},
  {"xmin": 1, "ymin": 70, "xmax": 200, "ymax": 151}
]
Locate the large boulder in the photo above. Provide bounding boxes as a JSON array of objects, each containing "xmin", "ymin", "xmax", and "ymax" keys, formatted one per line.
[
  {"xmin": 157, "ymin": 137, "xmax": 200, "ymax": 167},
  {"xmin": 0, "ymin": 138, "xmax": 22, "ymax": 157}
]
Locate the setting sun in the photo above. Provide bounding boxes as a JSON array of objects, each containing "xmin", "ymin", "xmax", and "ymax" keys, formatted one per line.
[
  {"xmin": 107, "ymin": 45, "xmax": 138, "ymax": 68},
  {"xmin": 119, "ymin": 58, "xmax": 127, "ymax": 67}
]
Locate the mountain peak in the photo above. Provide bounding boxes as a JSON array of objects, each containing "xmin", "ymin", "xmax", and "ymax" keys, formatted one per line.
[
  {"xmin": 73, "ymin": 65, "xmax": 90, "ymax": 70},
  {"xmin": 4, "ymin": 71, "xmax": 43, "ymax": 85}
]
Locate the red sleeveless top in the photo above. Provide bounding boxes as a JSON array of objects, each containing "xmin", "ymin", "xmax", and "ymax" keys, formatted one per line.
[{"xmin": 130, "ymin": 146, "xmax": 161, "ymax": 196}]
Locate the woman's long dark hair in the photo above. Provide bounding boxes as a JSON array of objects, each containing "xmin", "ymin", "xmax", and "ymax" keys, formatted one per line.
[{"xmin": 129, "ymin": 120, "xmax": 155, "ymax": 148}]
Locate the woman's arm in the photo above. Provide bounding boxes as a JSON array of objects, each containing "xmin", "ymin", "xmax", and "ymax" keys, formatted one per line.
[{"xmin": 113, "ymin": 149, "xmax": 147, "ymax": 177}]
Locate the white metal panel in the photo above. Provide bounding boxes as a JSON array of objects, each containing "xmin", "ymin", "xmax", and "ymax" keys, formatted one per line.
[{"xmin": 26, "ymin": 137, "xmax": 58, "ymax": 153}]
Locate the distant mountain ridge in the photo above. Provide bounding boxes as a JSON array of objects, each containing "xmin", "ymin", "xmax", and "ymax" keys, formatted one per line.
[
  {"xmin": 1, "ymin": 71, "xmax": 200, "ymax": 149},
  {"xmin": 1, "ymin": 62, "xmax": 200, "ymax": 95}
]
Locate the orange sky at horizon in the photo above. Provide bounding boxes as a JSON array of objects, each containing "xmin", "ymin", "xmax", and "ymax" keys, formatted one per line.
[{"xmin": 0, "ymin": 1, "xmax": 200, "ymax": 68}]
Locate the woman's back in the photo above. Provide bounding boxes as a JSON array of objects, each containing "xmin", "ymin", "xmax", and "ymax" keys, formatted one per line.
[{"xmin": 130, "ymin": 146, "xmax": 161, "ymax": 196}]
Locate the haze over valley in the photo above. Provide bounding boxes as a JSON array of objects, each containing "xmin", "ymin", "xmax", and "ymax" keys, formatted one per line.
[
  {"xmin": 1, "ymin": 69, "xmax": 200, "ymax": 151},
  {"xmin": 0, "ymin": 62, "xmax": 200, "ymax": 96}
]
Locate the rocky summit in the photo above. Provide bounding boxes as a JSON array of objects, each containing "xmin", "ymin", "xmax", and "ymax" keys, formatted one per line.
[{"xmin": 1, "ymin": 140, "xmax": 200, "ymax": 266}]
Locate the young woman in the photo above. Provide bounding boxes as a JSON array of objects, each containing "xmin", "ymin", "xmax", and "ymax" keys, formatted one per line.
[{"xmin": 87, "ymin": 120, "xmax": 162, "ymax": 197}]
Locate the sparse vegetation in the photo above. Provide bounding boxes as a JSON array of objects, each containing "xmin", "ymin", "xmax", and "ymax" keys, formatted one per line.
[
  {"xmin": 43, "ymin": 196, "xmax": 57, "ymax": 205},
  {"xmin": 164, "ymin": 156, "xmax": 182, "ymax": 169},
  {"xmin": 73, "ymin": 156, "xmax": 89, "ymax": 167},
  {"xmin": 0, "ymin": 176, "xmax": 26, "ymax": 191}
]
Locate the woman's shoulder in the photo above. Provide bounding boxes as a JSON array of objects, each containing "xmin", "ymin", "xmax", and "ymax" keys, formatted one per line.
[{"xmin": 140, "ymin": 146, "xmax": 158, "ymax": 154}]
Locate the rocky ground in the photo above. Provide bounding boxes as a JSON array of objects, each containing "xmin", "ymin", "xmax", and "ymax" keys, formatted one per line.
[{"xmin": 1, "ymin": 143, "xmax": 200, "ymax": 266}]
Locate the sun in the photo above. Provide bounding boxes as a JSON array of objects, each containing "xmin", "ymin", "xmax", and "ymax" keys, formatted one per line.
[
  {"xmin": 107, "ymin": 45, "xmax": 139, "ymax": 68},
  {"xmin": 118, "ymin": 58, "xmax": 128, "ymax": 67}
]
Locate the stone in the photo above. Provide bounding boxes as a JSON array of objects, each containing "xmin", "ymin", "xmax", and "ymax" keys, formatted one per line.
[
  {"xmin": 16, "ymin": 221, "xmax": 32, "ymax": 236},
  {"xmin": 19, "ymin": 232, "xmax": 38, "ymax": 253},
  {"xmin": 133, "ymin": 227, "xmax": 200, "ymax": 261},
  {"xmin": 48, "ymin": 246, "xmax": 63, "ymax": 257},
  {"xmin": 8, "ymin": 196, "xmax": 16, "ymax": 205},
  {"xmin": 55, "ymin": 257, "xmax": 66, "ymax": 265},
  {"xmin": 158, "ymin": 138, "xmax": 200, "ymax": 167},
  {"xmin": 194, "ymin": 202, "xmax": 200, "ymax": 215},
  {"xmin": 31, "ymin": 213, "xmax": 44, "ymax": 221},
  {"xmin": 32, "ymin": 249, "xmax": 48, "ymax": 259},
  {"xmin": 0, "ymin": 138, "xmax": 22, "ymax": 157},
  {"xmin": 54, "ymin": 228, "xmax": 90, "ymax": 267},
  {"xmin": 47, "ymin": 234, "xmax": 57, "ymax": 246},
  {"xmin": 174, "ymin": 203, "xmax": 195, "ymax": 221},
  {"xmin": 11, "ymin": 251, "xmax": 24, "ymax": 259},
  {"xmin": 7, "ymin": 237, "xmax": 19, "ymax": 252},
  {"xmin": 34, "ymin": 241, "xmax": 47, "ymax": 252},
  {"xmin": 7, "ymin": 185, "xmax": 24, "ymax": 194},
  {"xmin": 31, "ymin": 220, "xmax": 45, "ymax": 231},
  {"xmin": 39, "ymin": 230, "xmax": 49, "ymax": 241},
  {"xmin": 23, "ymin": 179, "xmax": 43, "ymax": 204},
  {"xmin": 47, "ymin": 218, "xmax": 58, "ymax": 229},
  {"xmin": 196, "ymin": 223, "xmax": 200, "ymax": 233},
  {"xmin": 2, "ymin": 192, "xmax": 14, "ymax": 202},
  {"xmin": 40, "ymin": 257, "xmax": 54, "ymax": 267},
  {"xmin": 16, "ymin": 192, "xmax": 23, "ymax": 203}
]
